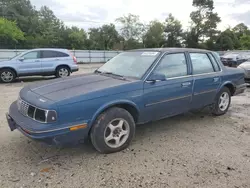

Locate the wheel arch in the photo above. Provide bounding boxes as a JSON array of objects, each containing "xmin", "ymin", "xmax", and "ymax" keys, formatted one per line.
[
  {"xmin": 89, "ymin": 100, "xmax": 140, "ymax": 130},
  {"xmin": 55, "ymin": 64, "xmax": 71, "ymax": 72},
  {"xmin": 219, "ymin": 81, "xmax": 236, "ymax": 96},
  {"xmin": 0, "ymin": 67, "xmax": 18, "ymax": 76}
]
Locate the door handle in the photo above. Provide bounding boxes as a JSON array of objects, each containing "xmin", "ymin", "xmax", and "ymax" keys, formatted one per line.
[
  {"xmin": 213, "ymin": 77, "xmax": 219, "ymax": 82},
  {"xmin": 181, "ymin": 82, "xmax": 191, "ymax": 87},
  {"xmin": 35, "ymin": 60, "xmax": 40, "ymax": 62}
]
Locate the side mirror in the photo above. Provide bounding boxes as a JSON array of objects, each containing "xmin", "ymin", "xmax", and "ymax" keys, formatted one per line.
[
  {"xmin": 147, "ymin": 73, "xmax": 166, "ymax": 83},
  {"xmin": 18, "ymin": 57, "xmax": 24, "ymax": 61}
]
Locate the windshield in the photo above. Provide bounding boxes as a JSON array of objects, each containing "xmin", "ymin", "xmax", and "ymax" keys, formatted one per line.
[
  {"xmin": 97, "ymin": 51, "xmax": 160, "ymax": 79},
  {"xmin": 10, "ymin": 52, "xmax": 23, "ymax": 60}
]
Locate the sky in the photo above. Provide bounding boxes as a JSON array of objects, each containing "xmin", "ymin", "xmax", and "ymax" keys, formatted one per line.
[{"xmin": 30, "ymin": 0, "xmax": 250, "ymax": 31}]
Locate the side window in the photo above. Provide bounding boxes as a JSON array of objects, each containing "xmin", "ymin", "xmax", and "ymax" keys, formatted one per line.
[
  {"xmin": 56, "ymin": 52, "xmax": 69, "ymax": 57},
  {"xmin": 153, "ymin": 53, "xmax": 188, "ymax": 78},
  {"xmin": 41, "ymin": 51, "xmax": 68, "ymax": 58},
  {"xmin": 208, "ymin": 53, "xmax": 220, "ymax": 72},
  {"xmin": 190, "ymin": 53, "xmax": 215, "ymax": 74},
  {"xmin": 22, "ymin": 51, "xmax": 39, "ymax": 60}
]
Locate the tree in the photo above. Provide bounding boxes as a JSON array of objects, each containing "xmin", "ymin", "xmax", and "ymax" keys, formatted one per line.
[
  {"xmin": 116, "ymin": 14, "xmax": 144, "ymax": 41},
  {"xmin": 239, "ymin": 34, "xmax": 250, "ymax": 50},
  {"xmin": 0, "ymin": 0, "xmax": 39, "ymax": 36},
  {"xmin": 0, "ymin": 17, "xmax": 24, "ymax": 48},
  {"xmin": 143, "ymin": 20, "xmax": 165, "ymax": 48},
  {"xmin": 164, "ymin": 14, "xmax": 183, "ymax": 47},
  {"xmin": 216, "ymin": 29, "xmax": 240, "ymax": 50},
  {"xmin": 186, "ymin": 0, "xmax": 221, "ymax": 48},
  {"xmin": 88, "ymin": 24, "xmax": 119, "ymax": 50},
  {"xmin": 68, "ymin": 27, "xmax": 87, "ymax": 49}
]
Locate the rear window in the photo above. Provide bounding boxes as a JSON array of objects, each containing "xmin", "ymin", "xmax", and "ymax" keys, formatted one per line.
[{"xmin": 41, "ymin": 51, "xmax": 69, "ymax": 58}]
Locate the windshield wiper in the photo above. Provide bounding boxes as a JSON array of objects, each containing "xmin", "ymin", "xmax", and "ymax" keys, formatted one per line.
[{"xmin": 95, "ymin": 70, "xmax": 126, "ymax": 80}]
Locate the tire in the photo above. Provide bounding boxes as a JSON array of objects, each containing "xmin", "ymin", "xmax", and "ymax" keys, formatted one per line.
[
  {"xmin": 90, "ymin": 107, "xmax": 135, "ymax": 154},
  {"xmin": 0, "ymin": 69, "xmax": 16, "ymax": 83},
  {"xmin": 211, "ymin": 87, "xmax": 231, "ymax": 116},
  {"xmin": 56, "ymin": 66, "xmax": 70, "ymax": 78}
]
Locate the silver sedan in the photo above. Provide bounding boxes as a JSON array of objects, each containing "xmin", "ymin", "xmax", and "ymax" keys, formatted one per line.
[{"xmin": 238, "ymin": 61, "xmax": 250, "ymax": 83}]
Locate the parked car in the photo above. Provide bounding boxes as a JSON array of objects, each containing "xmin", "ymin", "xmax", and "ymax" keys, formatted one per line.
[
  {"xmin": 237, "ymin": 60, "xmax": 250, "ymax": 83},
  {"xmin": 0, "ymin": 48, "xmax": 79, "ymax": 83},
  {"xmin": 220, "ymin": 52, "xmax": 249, "ymax": 67},
  {"xmin": 6, "ymin": 48, "xmax": 246, "ymax": 154}
]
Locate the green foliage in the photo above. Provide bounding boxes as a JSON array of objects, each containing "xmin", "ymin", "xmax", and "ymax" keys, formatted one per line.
[
  {"xmin": 239, "ymin": 34, "xmax": 250, "ymax": 50},
  {"xmin": 164, "ymin": 14, "xmax": 183, "ymax": 47},
  {"xmin": 116, "ymin": 14, "xmax": 144, "ymax": 41},
  {"xmin": 187, "ymin": 0, "xmax": 221, "ymax": 47},
  {"xmin": 0, "ymin": 17, "xmax": 24, "ymax": 48},
  {"xmin": 0, "ymin": 0, "xmax": 250, "ymax": 51},
  {"xmin": 143, "ymin": 20, "xmax": 165, "ymax": 48}
]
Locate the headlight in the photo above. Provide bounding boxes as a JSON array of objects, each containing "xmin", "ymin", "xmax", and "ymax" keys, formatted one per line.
[
  {"xmin": 46, "ymin": 110, "xmax": 57, "ymax": 123},
  {"xmin": 17, "ymin": 97, "xmax": 57, "ymax": 123}
]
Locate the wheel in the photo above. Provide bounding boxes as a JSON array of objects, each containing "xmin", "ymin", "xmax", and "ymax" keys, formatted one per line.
[
  {"xmin": 56, "ymin": 66, "xmax": 70, "ymax": 78},
  {"xmin": 0, "ymin": 69, "xmax": 16, "ymax": 83},
  {"xmin": 211, "ymin": 87, "xmax": 231, "ymax": 116},
  {"xmin": 90, "ymin": 107, "xmax": 135, "ymax": 154}
]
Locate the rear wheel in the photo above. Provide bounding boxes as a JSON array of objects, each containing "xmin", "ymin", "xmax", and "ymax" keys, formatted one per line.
[
  {"xmin": 0, "ymin": 69, "xmax": 16, "ymax": 83},
  {"xmin": 211, "ymin": 87, "xmax": 231, "ymax": 116},
  {"xmin": 56, "ymin": 66, "xmax": 70, "ymax": 78},
  {"xmin": 90, "ymin": 107, "xmax": 135, "ymax": 154}
]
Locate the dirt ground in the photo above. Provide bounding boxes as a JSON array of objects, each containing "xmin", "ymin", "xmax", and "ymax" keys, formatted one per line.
[{"xmin": 0, "ymin": 64, "xmax": 250, "ymax": 188}]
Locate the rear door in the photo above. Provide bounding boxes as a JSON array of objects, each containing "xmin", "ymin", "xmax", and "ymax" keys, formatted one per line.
[
  {"xmin": 18, "ymin": 50, "xmax": 42, "ymax": 75},
  {"xmin": 189, "ymin": 52, "xmax": 222, "ymax": 109},
  {"xmin": 40, "ymin": 50, "xmax": 70, "ymax": 73}
]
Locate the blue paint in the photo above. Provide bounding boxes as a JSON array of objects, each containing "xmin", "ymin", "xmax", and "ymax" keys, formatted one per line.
[{"xmin": 6, "ymin": 48, "xmax": 247, "ymax": 146}]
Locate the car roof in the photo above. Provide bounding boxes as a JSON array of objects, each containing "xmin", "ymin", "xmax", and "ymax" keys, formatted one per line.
[
  {"xmin": 127, "ymin": 47, "xmax": 211, "ymax": 53},
  {"xmin": 27, "ymin": 48, "xmax": 69, "ymax": 52}
]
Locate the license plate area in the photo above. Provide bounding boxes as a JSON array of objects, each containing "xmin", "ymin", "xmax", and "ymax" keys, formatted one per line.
[{"xmin": 6, "ymin": 113, "xmax": 17, "ymax": 131}]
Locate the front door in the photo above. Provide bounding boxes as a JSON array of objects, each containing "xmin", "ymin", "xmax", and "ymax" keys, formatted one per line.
[
  {"xmin": 18, "ymin": 50, "xmax": 42, "ymax": 75},
  {"xmin": 143, "ymin": 52, "xmax": 193, "ymax": 121},
  {"xmin": 188, "ymin": 52, "xmax": 222, "ymax": 109}
]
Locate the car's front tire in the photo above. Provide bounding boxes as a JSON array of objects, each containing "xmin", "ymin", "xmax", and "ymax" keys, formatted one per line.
[
  {"xmin": 56, "ymin": 66, "xmax": 70, "ymax": 78},
  {"xmin": 90, "ymin": 107, "xmax": 135, "ymax": 154},
  {"xmin": 211, "ymin": 87, "xmax": 231, "ymax": 116},
  {"xmin": 0, "ymin": 69, "xmax": 16, "ymax": 83}
]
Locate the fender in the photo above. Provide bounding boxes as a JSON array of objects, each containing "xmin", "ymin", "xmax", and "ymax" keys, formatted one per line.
[
  {"xmin": 217, "ymin": 81, "xmax": 235, "ymax": 93},
  {"xmin": 89, "ymin": 99, "xmax": 140, "ymax": 127}
]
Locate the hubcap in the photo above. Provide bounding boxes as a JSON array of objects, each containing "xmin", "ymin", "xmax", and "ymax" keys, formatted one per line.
[
  {"xmin": 58, "ymin": 68, "xmax": 69, "ymax": 77},
  {"xmin": 219, "ymin": 92, "xmax": 230, "ymax": 111},
  {"xmin": 104, "ymin": 118, "xmax": 130, "ymax": 148},
  {"xmin": 1, "ymin": 71, "xmax": 13, "ymax": 82}
]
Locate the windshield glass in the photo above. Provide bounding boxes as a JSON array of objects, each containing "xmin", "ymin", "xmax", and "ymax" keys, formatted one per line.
[{"xmin": 97, "ymin": 51, "xmax": 160, "ymax": 79}]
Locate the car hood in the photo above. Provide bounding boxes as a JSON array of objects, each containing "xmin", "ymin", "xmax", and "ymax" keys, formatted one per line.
[
  {"xmin": 238, "ymin": 62, "xmax": 250, "ymax": 69},
  {"xmin": 24, "ymin": 73, "xmax": 139, "ymax": 103}
]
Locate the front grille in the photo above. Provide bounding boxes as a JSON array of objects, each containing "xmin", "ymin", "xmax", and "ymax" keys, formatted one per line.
[{"xmin": 18, "ymin": 99, "xmax": 46, "ymax": 123}]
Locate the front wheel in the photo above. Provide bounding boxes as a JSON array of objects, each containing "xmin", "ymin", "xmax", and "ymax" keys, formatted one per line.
[
  {"xmin": 0, "ymin": 69, "xmax": 16, "ymax": 83},
  {"xmin": 211, "ymin": 87, "xmax": 231, "ymax": 116},
  {"xmin": 90, "ymin": 107, "xmax": 135, "ymax": 154}
]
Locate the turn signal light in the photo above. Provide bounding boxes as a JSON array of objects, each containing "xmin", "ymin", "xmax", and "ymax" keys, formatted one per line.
[{"xmin": 70, "ymin": 124, "xmax": 87, "ymax": 131}]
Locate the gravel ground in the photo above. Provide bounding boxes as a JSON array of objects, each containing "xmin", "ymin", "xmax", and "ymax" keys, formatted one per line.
[{"xmin": 0, "ymin": 64, "xmax": 250, "ymax": 188}]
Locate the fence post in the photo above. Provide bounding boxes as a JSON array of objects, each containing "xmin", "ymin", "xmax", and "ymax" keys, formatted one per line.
[
  {"xmin": 89, "ymin": 50, "xmax": 91, "ymax": 64},
  {"xmin": 104, "ymin": 50, "xmax": 106, "ymax": 63}
]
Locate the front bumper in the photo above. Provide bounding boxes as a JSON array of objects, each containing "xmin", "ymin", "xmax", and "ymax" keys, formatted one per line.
[{"xmin": 6, "ymin": 102, "xmax": 89, "ymax": 146}]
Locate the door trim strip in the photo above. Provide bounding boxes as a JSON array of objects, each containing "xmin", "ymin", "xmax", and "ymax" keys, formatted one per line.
[{"xmin": 145, "ymin": 95, "xmax": 192, "ymax": 107}]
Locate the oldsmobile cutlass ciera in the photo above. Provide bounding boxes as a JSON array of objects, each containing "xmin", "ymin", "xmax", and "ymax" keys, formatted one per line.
[{"xmin": 6, "ymin": 48, "xmax": 246, "ymax": 154}]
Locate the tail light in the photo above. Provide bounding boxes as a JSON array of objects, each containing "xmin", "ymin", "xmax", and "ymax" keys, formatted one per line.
[
  {"xmin": 68, "ymin": 50, "xmax": 78, "ymax": 64},
  {"xmin": 73, "ymin": 56, "xmax": 77, "ymax": 64}
]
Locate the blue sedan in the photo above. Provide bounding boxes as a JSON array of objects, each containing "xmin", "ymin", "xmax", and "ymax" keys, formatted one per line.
[{"xmin": 6, "ymin": 48, "xmax": 246, "ymax": 153}]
